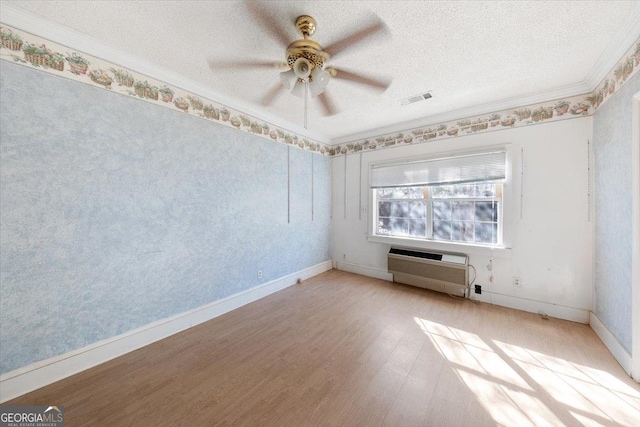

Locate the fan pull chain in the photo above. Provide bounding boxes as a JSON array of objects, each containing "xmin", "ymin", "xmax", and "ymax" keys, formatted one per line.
[{"xmin": 304, "ymin": 81, "xmax": 309, "ymax": 129}]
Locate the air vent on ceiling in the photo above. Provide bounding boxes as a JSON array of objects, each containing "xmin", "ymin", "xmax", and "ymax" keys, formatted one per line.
[{"xmin": 400, "ymin": 91, "xmax": 433, "ymax": 106}]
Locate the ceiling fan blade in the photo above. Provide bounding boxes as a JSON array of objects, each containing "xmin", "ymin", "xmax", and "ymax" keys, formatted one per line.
[
  {"xmin": 332, "ymin": 68, "xmax": 391, "ymax": 91},
  {"xmin": 324, "ymin": 18, "xmax": 388, "ymax": 59},
  {"xmin": 207, "ymin": 59, "xmax": 287, "ymax": 70},
  {"xmin": 318, "ymin": 92, "xmax": 338, "ymax": 116},
  {"xmin": 260, "ymin": 83, "xmax": 285, "ymax": 106},
  {"xmin": 244, "ymin": 0, "xmax": 291, "ymax": 48}
]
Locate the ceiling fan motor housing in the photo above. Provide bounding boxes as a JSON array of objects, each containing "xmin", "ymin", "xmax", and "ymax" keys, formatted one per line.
[{"xmin": 286, "ymin": 39, "xmax": 328, "ymax": 74}]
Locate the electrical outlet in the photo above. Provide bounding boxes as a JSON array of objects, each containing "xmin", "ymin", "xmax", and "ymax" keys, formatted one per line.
[
  {"xmin": 474, "ymin": 285, "xmax": 482, "ymax": 294},
  {"xmin": 257, "ymin": 270, "xmax": 263, "ymax": 279},
  {"xmin": 513, "ymin": 276, "xmax": 521, "ymax": 287}
]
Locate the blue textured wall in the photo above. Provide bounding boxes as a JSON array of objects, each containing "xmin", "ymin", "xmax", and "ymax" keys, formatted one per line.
[
  {"xmin": 0, "ymin": 62, "xmax": 331, "ymax": 374},
  {"xmin": 593, "ymin": 72, "xmax": 640, "ymax": 354}
]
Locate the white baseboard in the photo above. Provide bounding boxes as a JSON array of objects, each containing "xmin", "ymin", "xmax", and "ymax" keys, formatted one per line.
[
  {"xmin": 472, "ymin": 291, "xmax": 590, "ymax": 324},
  {"xmin": 0, "ymin": 260, "xmax": 332, "ymax": 403},
  {"xmin": 335, "ymin": 261, "xmax": 393, "ymax": 281},
  {"xmin": 589, "ymin": 312, "xmax": 632, "ymax": 375},
  {"xmin": 336, "ymin": 261, "xmax": 589, "ymax": 324}
]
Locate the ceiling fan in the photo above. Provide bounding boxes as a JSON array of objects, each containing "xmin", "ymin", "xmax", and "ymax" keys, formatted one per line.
[{"xmin": 208, "ymin": 1, "xmax": 391, "ymax": 127}]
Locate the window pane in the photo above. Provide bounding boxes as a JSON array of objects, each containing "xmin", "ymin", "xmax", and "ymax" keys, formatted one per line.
[
  {"xmin": 474, "ymin": 182, "xmax": 496, "ymax": 197},
  {"xmin": 476, "ymin": 222, "xmax": 498, "ymax": 244},
  {"xmin": 377, "ymin": 189, "xmax": 394, "ymax": 199},
  {"xmin": 391, "ymin": 202, "xmax": 410, "ymax": 217},
  {"xmin": 431, "ymin": 181, "xmax": 498, "ymax": 199},
  {"xmin": 409, "ymin": 219, "xmax": 426, "ymax": 237},
  {"xmin": 475, "ymin": 201, "xmax": 498, "ymax": 222},
  {"xmin": 452, "ymin": 221, "xmax": 474, "ymax": 242},
  {"xmin": 409, "ymin": 202, "xmax": 426, "ymax": 219},
  {"xmin": 394, "ymin": 188, "xmax": 408, "ymax": 199},
  {"xmin": 377, "ymin": 187, "xmax": 424, "ymax": 199},
  {"xmin": 391, "ymin": 218, "xmax": 410, "ymax": 235},
  {"xmin": 378, "ymin": 202, "xmax": 391, "ymax": 217},
  {"xmin": 377, "ymin": 188, "xmax": 400, "ymax": 199},
  {"xmin": 431, "ymin": 185, "xmax": 453, "ymax": 198},
  {"xmin": 433, "ymin": 220, "xmax": 451, "ymax": 240},
  {"xmin": 433, "ymin": 201, "xmax": 451, "ymax": 220},
  {"xmin": 408, "ymin": 187, "xmax": 424, "ymax": 198},
  {"xmin": 452, "ymin": 201, "xmax": 474, "ymax": 220},
  {"xmin": 453, "ymin": 184, "xmax": 474, "ymax": 198},
  {"xmin": 377, "ymin": 218, "xmax": 391, "ymax": 235},
  {"xmin": 431, "ymin": 183, "xmax": 476, "ymax": 198},
  {"xmin": 375, "ymin": 179, "xmax": 502, "ymax": 246}
]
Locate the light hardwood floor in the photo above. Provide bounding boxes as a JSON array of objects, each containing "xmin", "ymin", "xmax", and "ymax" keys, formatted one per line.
[{"xmin": 8, "ymin": 269, "xmax": 640, "ymax": 426}]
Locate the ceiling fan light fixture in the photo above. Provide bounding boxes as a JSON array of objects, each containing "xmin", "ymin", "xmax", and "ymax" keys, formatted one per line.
[
  {"xmin": 309, "ymin": 67, "xmax": 331, "ymax": 98},
  {"xmin": 293, "ymin": 57, "xmax": 312, "ymax": 81},
  {"xmin": 290, "ymin": 80, "xmax": 307, "ymax": 98},
  {"xmin": 279, "ymin": 68, "xmax": 298, "ymax": 90}
]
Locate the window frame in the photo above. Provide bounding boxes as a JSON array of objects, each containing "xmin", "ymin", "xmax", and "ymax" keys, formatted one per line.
[
  {"xmin": 366, "ymin": 146, "xmax": 513, "ymax": 256},
  {"xmin": 429, "ymin": 184, "xmax": 503, "ymax": 244},
  {"xmin": 374, "ymin": 182, "xmax": 503, "ymax": 244}
]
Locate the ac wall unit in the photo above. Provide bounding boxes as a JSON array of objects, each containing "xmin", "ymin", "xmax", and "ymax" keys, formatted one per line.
[{"xmin": 387, "ymin": 248, "xmax": 468, "ymax": 297}]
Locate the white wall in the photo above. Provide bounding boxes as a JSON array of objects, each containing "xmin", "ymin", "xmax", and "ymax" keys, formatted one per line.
[{"xmin": 331, "ymin": 117, "xmax": 593, "ymax": 323}]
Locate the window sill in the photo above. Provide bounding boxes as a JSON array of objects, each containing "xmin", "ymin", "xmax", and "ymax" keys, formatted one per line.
[{"xmin": 366, "ymin": 234, "xmax": 512, "ymax": 258}]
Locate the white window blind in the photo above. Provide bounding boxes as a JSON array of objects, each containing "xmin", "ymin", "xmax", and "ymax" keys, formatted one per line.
[{"xmin": 370, "ymin": 151, "xmax": 506, "ymax": 188}]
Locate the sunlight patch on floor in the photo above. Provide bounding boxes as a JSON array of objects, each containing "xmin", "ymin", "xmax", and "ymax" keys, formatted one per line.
[
  {"xmin": 414, "ymin": 316, "xmax": 640, "ymax": 427},
  {"xmin": 495, "ymin": 340, "xmax": 640, "ymax": 427},
  {"xmin": 456, "ymin": 369, "xmax": 562, "ymax": 427}
]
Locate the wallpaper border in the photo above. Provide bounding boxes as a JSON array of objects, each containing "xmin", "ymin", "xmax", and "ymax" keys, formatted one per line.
[
  {"xmin": 1, "ymin": 23, "xmax": 639, "ymax": 158},
  {"xmin": 0, "ymin": 24, "xmax": 331, "ymax": 156}
]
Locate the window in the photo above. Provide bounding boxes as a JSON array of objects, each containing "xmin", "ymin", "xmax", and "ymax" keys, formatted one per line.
[
  {"xmin": 376, "ymin": 181, "xmax": 502, "ymax": 244},
  {"xmin": 371, "ymin": 151, "xmax": 506, "ymax": 247}
]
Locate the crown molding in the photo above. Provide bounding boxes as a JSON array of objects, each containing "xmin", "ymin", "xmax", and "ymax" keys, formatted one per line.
[
  {"xmin": 0, "ymin": 3, "xmax": 332, "ymax": 144},
  {"xmin": 583, "ymin": 1, "xmax": 640, "ymax": 91}
]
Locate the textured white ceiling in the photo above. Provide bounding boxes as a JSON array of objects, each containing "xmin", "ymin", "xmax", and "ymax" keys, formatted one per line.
[{"xmin": 6, "ymin": 0, "xmax": 638, "ymax": 142}]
